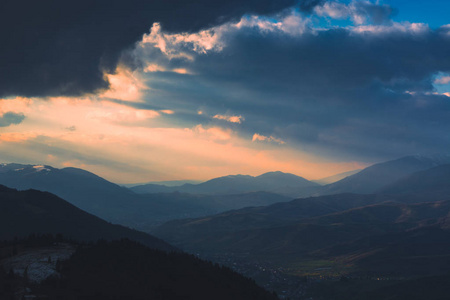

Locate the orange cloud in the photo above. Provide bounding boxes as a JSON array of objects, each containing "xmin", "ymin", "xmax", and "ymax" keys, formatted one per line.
[
  {"xmin": 87, "ymin": 102, "xmax": 160, "ymax": 124},
  {"xmin": 0, "ymin": 132, "xmax": 36, "ymax": 143},
  {"xmin": 0, "ymin": 97, "xmax": 32, "ymax": 114},
  {"xmin": 144, "ymin": 63, "xmax": 192, "ymax": 75},
  {"xmin": 213, "ymin": 114, "xmax": 244, "ymax": 124},
  {"xmin": 252, "ymin": 133, "xmax": 285, "ymax": 144},
  {"xmin": 172, "ymin": 68, "xmax": 191, "ymax": 74},
  {"xmin": 160, "ymin": 109, "xmax": 175, "ymax": 115},
  {"xmin": 100, "ymin": 66, "xmax": 148, "ymax": 102},
  {"xmin": 193, "ymin": 125, "xmax": 232, "ymax": 140},
  {"xmin": 144, "ymin": 63, "xmax": 167, "ymax": 72}
]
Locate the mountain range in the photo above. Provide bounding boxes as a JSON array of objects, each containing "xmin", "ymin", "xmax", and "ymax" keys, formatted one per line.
[
  {"xmin": 131, "ymin": 154, "xmax": 450, "ymax": 199},
  {"xmin": 131, "ymin": 171, "xmax": 320, "ymax": 197},
  {"xmin": 0, "ymin": 184, "xmax": 173, "ymax": 251},
  {"xmin": 153, "ymin": 159, "xmax": 450, "ymax": 276},
  {"xmin": 0, "ymin": 186, "xmax": 277, "ymax": 300},
  {"xmin": 154, "ymin": 197, "xmax": 450, "ymax": 276},
  {"xmin": 0, "ymin": 164, "xmax": 291, "ymax": 229},
  {"xmin": 315, "ymin": 154, "xmax": 450, "ymax": 196},
  {"xmin": 2, "ymin": 154, "xmax": 450, "ymax": 230},
  {"xmin": 3, "ymin": 154, "xmax": 450, "ymax": 299}
]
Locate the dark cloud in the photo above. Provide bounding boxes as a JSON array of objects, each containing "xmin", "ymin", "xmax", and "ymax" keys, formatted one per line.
[
  {"xmin": 0, "ymin": 112, "xmax": 25, "ymax": 127},
  {"xmin": 299, "ymin": 0, "xmax": 327, "ymax": 13},
  {"xmin": 138, "ymin": 22, "xmax": 450, "ymax": 161},
  {"xmin": 353, "ymin": 1, "xmax": 397, "ymax": 24},
  {"xmin": 0, "ymin": 0, "xmax": 305, "ymax": 98},
  {"xmin": 196, "ymin": 27, "xmax": 449, "ymax": 96}
]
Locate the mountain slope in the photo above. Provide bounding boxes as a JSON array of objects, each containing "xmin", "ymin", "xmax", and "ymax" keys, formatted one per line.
[
  {"xmin": 34, "ymin": 239, "xmax": 278, "ymax": 300},
  {"xmin": 0, "ymin": 164, "xmax": 142, "ymax": 225},
  {"xmin": 130, "ymin": 183, "xmax": 175, "ymax": 193},
  {"xmin": 126, "ymin": 179, "xmax": 203, "ymax": 188},
  {"xmin": 317, "ymin": 155, "xmax": 450, "ymax": 195},
  {"xmin": 153, "ymin": 192, "xmax": 437, "ymax": 241},
  {"xmin": 325, "ymin": 224, "xmax": 450, "ymax": 276},
  {"xmin": 0, "ymin": 164, "xmax": 291, "ymax": 229},
  {"xmin": 154, "ymin": 197, "xmax": 450, "ymax": 266},
  {"xmin": 0, "ymin": 185, "xmax": 174, "ymax": 251},
  {"xmin": 313, "ymin": 169, "xmax": 362, "ymax": 185},
  {"xmin": 378, "ymin": 164, "xmax": 450, "ymax": 197},
  {"xmin": 132, "ymin": 171, "xmax": 319, "ymax": 197},
  {"xmin": 154, "ymin": 195, "xmax": 450, "ymax": 298}
]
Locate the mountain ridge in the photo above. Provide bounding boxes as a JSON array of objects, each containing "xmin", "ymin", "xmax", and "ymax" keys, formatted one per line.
[
  {"xmin": 0, "ymin": 184, "xmax": 174, "ymax": 251},
  {"xmin": 0, "ymin": 163, "xmax": 292, "ymax": 230},
  {"xmin": 316, "ymin": 155, "xmax": 450, "ymax": 196},
  {"xmin": 377, "ymin": 163, "xmax": 450, "ymax": 196},
  {"xmin": 131, "ymin": 170, "xmax": 319, "ymax": 197}
]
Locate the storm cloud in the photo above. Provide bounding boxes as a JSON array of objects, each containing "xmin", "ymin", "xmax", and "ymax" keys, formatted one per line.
[
  {"xmin": 0, "ymin": 0, "xmax": 302, "ymax": 98},
  {"xmin": 133, "ymin": 12, "xmax": 450, "ymax": 162},
  {"xmin": 2, "ymin": 0, "xmax": 450, "ymax": 179}
]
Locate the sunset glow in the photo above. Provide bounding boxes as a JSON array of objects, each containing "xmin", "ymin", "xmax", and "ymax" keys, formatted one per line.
[{"xmin": 1, "ymin": 0, "xmax": 450, "ymax": 184}]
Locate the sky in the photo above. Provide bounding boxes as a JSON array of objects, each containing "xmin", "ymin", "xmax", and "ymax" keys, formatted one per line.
[{"xmin": 1, "ymin": 0, "xmax": 450, "ymax": 183}]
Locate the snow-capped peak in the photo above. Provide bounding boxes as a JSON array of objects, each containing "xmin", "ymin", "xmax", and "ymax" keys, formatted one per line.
[{"xmin": 32, "ymin": 165, "xmax": 51, "ymax": 172}]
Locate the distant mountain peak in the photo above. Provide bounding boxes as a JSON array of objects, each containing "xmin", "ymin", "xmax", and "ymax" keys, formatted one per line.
[
  {"xmin": 32, "ymin": 165, "xmax": 52, "ymax": 172},
  {"xmin": 316, "ymin": 154, "xmax": 450, "ymax": 196},
  {"xmin": 223, "ymin": 174, "xmax": 252, "ymax": 179},
  {"xmin": 257, "ymin": 171, "xmax": 304, "ymax": 178},
  {"xmin": 256, "ymin": 170, "xmax": 314, "ymax": 182},
  {"xmin": 0, "ymin": 163, "xmax": 56, "ymax": 174},
  {"xmin": 261, "ymin": 171, "xmax": 286, "ymax": 175},
  {"xmin": 131, "ymin": 170, "xmax": 319, "ymax": 197}
]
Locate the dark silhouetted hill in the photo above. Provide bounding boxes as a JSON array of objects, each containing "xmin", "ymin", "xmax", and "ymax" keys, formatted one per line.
[
  {"xmin": 35, "ymin": 239, "xmax": 278, "ymax": 300},
  {"xmin": 0, "ymin": 185, "xmax": 174, "ymax": 251}
]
